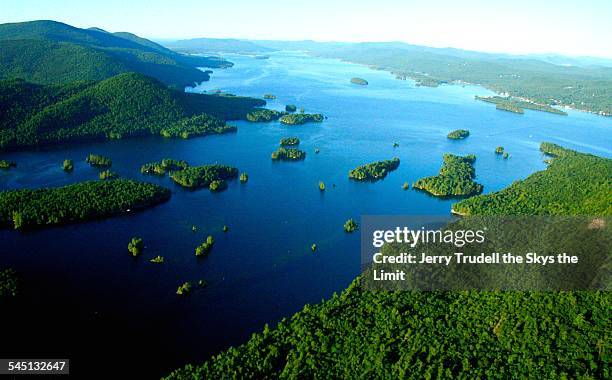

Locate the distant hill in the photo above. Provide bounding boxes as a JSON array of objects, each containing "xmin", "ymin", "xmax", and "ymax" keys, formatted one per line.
[
  {"xmin": 165, "ymin": 38, "xmax": 276, "ymax": 54},
  {"xmin": 0, "ymin": 20, "xmax": 232, "ymax": 87},
  {"xmin": 0, "ymin": 72, "xmax": 264, "ymax": 150}
]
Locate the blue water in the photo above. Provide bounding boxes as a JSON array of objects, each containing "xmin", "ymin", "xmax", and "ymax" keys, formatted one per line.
[{"xmin": 0, "ymin": 51, "xmax": 610, "ymax": 377}]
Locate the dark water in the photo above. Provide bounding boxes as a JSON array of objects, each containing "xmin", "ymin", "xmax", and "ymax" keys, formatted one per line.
[{"xmin": 1, "ymin": 52, "xmax": 610, "ymax": 378}]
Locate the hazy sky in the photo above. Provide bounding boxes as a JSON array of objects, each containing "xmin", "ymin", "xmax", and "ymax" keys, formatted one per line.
[{"xmin": 2, "ymin": 0, "xmax": 611, "ymax": 58}]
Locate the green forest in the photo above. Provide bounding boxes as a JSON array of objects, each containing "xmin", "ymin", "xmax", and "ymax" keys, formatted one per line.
[
  {"xmin": 271, "ymin": 147, "xmax": 306, "ymax": 161},
  {"xmin": 447, "ymin": 129, "xmax": 470, "ymax": 140},
  {"xmin": 413, "ymin": 154, "xmax": 483, "ymax": 197},
  {"xmin": 279, "ymin": 113, "xmax": 324, "ymax": 125},
  {"xmin": 169, "ymin": 164, "xmax": 238, "ymax": 189},
  {"xmin": 349, "ymin": 158, "xmax": 400, "ymax": 181},
  {"xmin": 0, "ymin": 179, "xmax": 170, "ymax": 229},
  {"xmin": 166, "ymin": 144, "xmax": 610, "ymax": 380}
]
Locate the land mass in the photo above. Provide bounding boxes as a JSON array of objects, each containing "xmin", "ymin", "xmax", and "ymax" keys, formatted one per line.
[{"xmin": 413, "ymin": 154, "xmax": 483, "ymax": 197}]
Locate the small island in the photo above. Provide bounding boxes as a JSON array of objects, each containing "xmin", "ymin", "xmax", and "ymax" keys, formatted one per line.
[
  {"xmin": 447, "ymin": 129, "xmax": 470, "ymax": 140},
  {"xmin": 0, "ymin": 180, "xmax": 171, "ymax": 230},
  {"xmin": 279, "ymin": 113, "xmax": 324, "ymax": 125},
  {"xmin": 271, "ymin": 147, "xmax": 306, "ymax": 161},
  {"xmin": 195, "ymin": 236, "xmax": 214, "ymax": 257},
  {"xmin": 344, "ymin": 219, "xmax": 359, "ymax": 233},
  {"xmin": 239, "ymin": 172, "xmax": 248, "ymax": 183},
  {"xmin": 246, "ymin": 109, "xmax": 286, "ymax": 122},
  {"xmin": 263, "ymin": 94, "xmax": 276, "ymax": 100},
  {"xmin": 170, "ymin": 164, "xmax": 239, "ymax": 190},
  {"xmin": 350, "ymin": 77, "xmax": 368, "ymax": 85},
  {"xmin": 141, "ymin": 159, "xmax": 189, "ymax": 176},
  {"xmin": 319, "ymin": 181, "xmax": 325, "ymax": 191},
  {"xmin": 128, "ymin": 237, "xmax": 144, "ymax": 257},
  {"xmin": 62, "ymin": 159, "xmax": 73, "ymax": 172},
  {"xmin": 209, "ymin": 179, "xmax": 228, "ymax": 192},
  {"xmin": 99, "ymin": 170, "xmax": 119, "ymax": 180},
  {"xmin": 160, "ymin": 114, "xmax": 237, "ymax": 139},
  {"xmin": 86, "ymin": 154, "xmax": 112, "ymax": 168},
  {"xmin": 0, "ymin": 160, "xmax": 16, "ymax": 170},
  {"xmin": 285, "ymin": 105, "xmax": 297, "ymax": 113},
  {"xmin": 150, "ymin": 256, "xmax": 164, "ymax": 264},
  {"xmin": 495, "ymin": 146, "xmax": 504, "ymax": 154},
  {"xmin": 413, "ymin": 154, "xmax": 483, "ymax": 197},
  {"xmin": 280, "ymin": 137, "xmax": 300, "ymax": 146},
  {"xmin": 475, "ymin": 95, "xmax": 567, "ymax": 116},
  {"xmin": 348, "ymin": 158, "xmax": 400, "ymax": 181},
  {"xmin": 176, "ymin": 282, "xmax": 192, "ymax": 296}
]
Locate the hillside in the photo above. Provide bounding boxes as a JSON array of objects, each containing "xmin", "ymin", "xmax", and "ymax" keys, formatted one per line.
[
  {"xmin": 166, "ymin": 144, "xmax": 611, "ymax": 379},
  {"xmin": 0, "ymin": 20, "xmax": 231, "ymax": 87},
  {"xmin": 0, "ymin": 72, "xmax": 265, "ymax": 150},
  {"xmin": 166, "ymin": 38, "xmax": 276, "ymax": 54}
]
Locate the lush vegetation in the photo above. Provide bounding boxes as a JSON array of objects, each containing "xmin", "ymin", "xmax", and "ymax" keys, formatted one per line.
[
  {"xmin": 350, "ymin": 77, "xmax": 368, "ymax": 85},
  {"xmin": 0, "ymin": 159, "xmax": 16, "ymax": 169},
  {"xmin": 271, "ymin": 147, "xmax": 306, "ymax": 161},
  {"xmin": 476, "ymin": 96, "xmax": 567, "ymax": 116},
  {"xmin": 447, "ymin": 129, "xmax": 470, "ymax": 140},
  {"xmin": 0, "ymin": 20, "xmax": 231, "ymax": 88},
  {"xmin": 86, "ymin": 154, "xmax": 112, "ymax": 168},
  {"xmin": 246, "ymin": 109, "xmax": 286, "ymax": 122},
  {"xmin": 99, "ymin": 169, "xmax": 118, "ymax": 180},
  {"xmin": 495, "ymin": 146, "xmax": 504, "ymax": 154},
  {"xmin": 0, "ymin": 268, "xmax": 17, "ymax": 298},
  {"xmin": 452, "ymin": 143, "xmax": 612, "ymax": 216},
  {"xmin": 150, "ymin": 255, "xmax": 164, "ymax": 264},
  {"xmin": 239, "ymin": 173, "xmax": 248, "ymax": 183},
  {"xmin": 209, "ymin": 179, "xmax": 228, "ymax": 192},
  {"xmin": 166, "ymin": 144, "xmax": 610, "ymax": 380},
  {"xmin": 279, "ymin": 113, "xmax": 324, "ymax": 125},
  {"xmin": 195, "ymin": 236, "xmax": 214, "ymax": 257},
  {"xmin": 280, "ymin": 137, "xmax": 300, "ymax": 146},
  {"xmin": 413, "ymin": 154, "xmax": 483, "ymax": 197},
  {"xmin": 127, "ymin": 237, "xmax": 144, "ymax": 257},
  {"xmin": 348, "ymin": 158, "xmax": 400, "ymax": 181},
  {"xmin": 285, "ymin": 104, "xmax": 297, "ymax": 113},
  {"xmin": 311, "ymin": 42, "xmax": 612, "ymax": 115},
  {"xmin": 62, "ymin": 159, "xmax": 73, "ymax": 172},
  {"xmin": 141, "ymin": 159, "xmax": 189, "ymax": 176},
  {"xmin": 160, "ymin": 114, "xmax": 236, "ymax": 139},
  {"xmin": 169, "ymin": 165, "xmax": 238, "ymax": 189},
  {"xmin": 343, "ymin": 218, "xmax": 358, "ymax": 233},
  {"xmin": 319, "ymin": 181, "xmax": 325, "ymax": 191},
  {"xmin": 0, "ymin": 179, "xmax": 170, "ymax": 229},
  {"xmin": 0, "ymin": 73, "xmax": 264, "ymax": 150},
  {"xmin": 176, "ymin": 282, "xmax": 192, "ymax": 296}
]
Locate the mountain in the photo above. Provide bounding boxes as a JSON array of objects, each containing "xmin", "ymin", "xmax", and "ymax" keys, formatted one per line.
[
  {"xmin": 0, "ymin": 72, "xmax": 265, "ymax": 150},
  {"xmin": 165, "ymin": 38, "xmax": 276, "ymax": 54},
  {"xmin": 0, "ymin": 20, "xmax": 232, "ymax": 87}
]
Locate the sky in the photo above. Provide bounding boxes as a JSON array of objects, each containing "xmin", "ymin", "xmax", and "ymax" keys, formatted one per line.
[{"xmin": 1, "ymin": 0, "xmax": 611, "ymax": 58}]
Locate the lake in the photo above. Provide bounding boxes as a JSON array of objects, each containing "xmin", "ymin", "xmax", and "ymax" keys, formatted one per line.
[{"xmin": 1, "ymin": 51, "xmax": 610, "ymax": 378}]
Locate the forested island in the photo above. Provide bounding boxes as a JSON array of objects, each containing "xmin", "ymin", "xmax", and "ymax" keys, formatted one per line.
[
  {"xmin": 99, "ymin": 170, "xmax": 118, "ymax": 180},
  {"xmin": 160, "ymin": 114, "xmax": 236, "ymax": 139},
  {"xmin": 0, "ymin": 179, "xmax": 170, "ymax": 229},
  {"xmin": 263, "ymin": 94, "xmax": 276, "ymax": 99},
  {"xmin": 271, "ymin": 147, "xmax": 306, "ymax": 161},
  {"xmin": 452, "ymin": 143, "xmax": 611, "ymax": 215},
  {"xmin": 285, "ymin": 105, "xmax": 297, "ymax": 112},
  {"xmin": 169, "ymin": 164, "xmax": 238, "ymax": 189},
  {"xmin": 166, "ymin": 143, "xmax": 611, "ymax": 380},
  {"xmin": 246, "ymin": 109, "xmax": 286, "ymax": 122},
  {"xmin": 141, "ymin": 159, "xmax": 189, "ymax": 176},
  {"xmin": 0, "ymin": 159, "xmax": 16, "ymax": 169},
  {"xmin": 279, "ymin": 113, "xmax": 324, "ymax": 125},
  {"xmin": 350, "ymin": 77, "xmax": 368, "ymax": 85},
  {"xmin": 475, "ymin": 96, "xmax": 567, "ymax": 115},
  {"xmin": 280, "ymin": 137, "xmax": 300, "ymax": 146},
  {"xmin": 413, "ymin": 154, "xmax": 483, "ymax": 197},
  {"xmin": 348, "ymin": 158, "xmax": 400, "ymax": 181},
  {"xmin": 447, "ymin": 129, "xmax": 470, "ymax": 140},
  {"xmin": 86, "ymin": 154, "xmax": 112, "ymax": 168},
  {"xmin": 62, "ymin": 159, "xmax": 73, "ymax": 172}
]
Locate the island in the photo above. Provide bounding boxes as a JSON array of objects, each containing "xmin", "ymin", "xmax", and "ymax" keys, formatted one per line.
[
  {"xmin": 86, "ymin": 154, "xmax": 112, "ymax": 168},
  {"xmin": 169, "ymin": 164, "xmax": 239, "ymax": 190},
  {"xmin": 195, "ymin": 236, "xmax": 214, "ymax": 257},
  {"xmin": 413, "ymin": 154, "xmax": 483, "ymax": 197},
  {"xmin": 209, "ymin": 179, "xmax": 228, "ymax": 192},
  {"xmin": 279, "ymin": 113, "xmax": 324, "ymax": 125},
  {"xmin": 475, "ymin": 96, "xmax": 567, "ymax": 116},
  {"xmin": 271, "ymin": 147, "xmax": 306, "ymax": 161},
  {"xmin": 495, "ymin": 146, "xmax": 504, "ymax": 154},
  {"xmin": 0, "ymin": 160, "xmax": 16, "ymax": 169},
  {"xmin": 319, "ymin": 181, "xmax": 325, "ymax": 191},
  {"xmin": 348, "ymin": 158, "xmax": 400, "ymax": 181},
  {"xmin": 350, "ymin": 77, "xmax": 368, "ymax": 85},
  {"xmin": 447, "ymin": 129, "xmax": 470, "ymax": 140},
  {"xmin": 344, "ymin": 219, "xmax": 359, "ymax": 233},
  {"xmin": 99, "ymin": 170, "xmax": 119, "ymax": 180},
  {"xmin": 160, "ymin": 114, "xmax": 237, "ymax": 139},
  {"xmin": 285, "ymin": 105, "xmax": 297, "ymax": 113},
  {"xmin": 128, "ymin": 237, "xmax": 144, "ymax": 257},
  {"xmin": 263, "ymin": 94, "xmax": 276, "ymax": 100},
  {"xmin": 141, "ymin": 159, "xmax": 189, "ymax": 176},
  {"xmin": 246, "ymin": 109, "xmax": 287, "ymax": 122},
  {"xmin": 150, "ymin": 256, "xmax": 164, "ymax": 264},
  {"xmin": 176, "ymin": 282, "xmax": 192, "ymax": 296},
  {"xmin": 280, "ymin": 137, "xmax": 300, "ymax": 146},
  {"xmin": 239, "ymin": 172, "xmax": 249, "ymax": 183},
  {"xmin": 0, "ymin": 179, "xmax": 171, "ymax": 230},
  {"xmin": 62, "ymin": 159, "xmax": 73, "ymax": 172}
]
